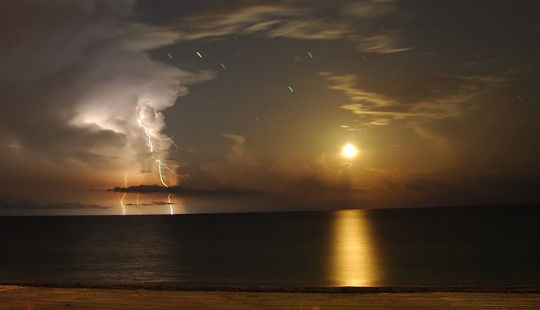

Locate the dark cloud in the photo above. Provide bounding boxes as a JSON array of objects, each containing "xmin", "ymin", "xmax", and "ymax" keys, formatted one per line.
[
  {"xmin": 0, "ymin": 199, "xmax": 108, "ymax": 210},
  {"xmin": 386, "ymin": 172, "xmax": 540, "ymax": 207}
]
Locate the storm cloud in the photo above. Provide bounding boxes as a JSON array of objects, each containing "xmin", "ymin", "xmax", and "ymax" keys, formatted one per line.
[{"xmin": 0, "ymin": 0, "xmax": 212, "ymax": 197}]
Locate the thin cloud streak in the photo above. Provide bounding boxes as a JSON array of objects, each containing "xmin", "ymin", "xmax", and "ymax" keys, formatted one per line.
[
  {"xmin": 319, "ymin": 71, "xmax": 513, "ymax": 125},
  {"xmin": 166, "ymin": 0, "xmax": 412, "ymax": 54}
]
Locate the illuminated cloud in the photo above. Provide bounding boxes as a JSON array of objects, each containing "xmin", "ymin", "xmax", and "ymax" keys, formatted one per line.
[
  {"xmin": 341, "ymin": 0, "xmax": 397, "ymax": 18},
  {"xmin": 200, "ymin": 133, "xmax": 359, "ymax": 196},
  {"xmin": 0, "ymin": 0, "xmax": 213, "ymax": 193},
  {"xmin": 267, "ymin": 18, "xmax": 355, "ymax": 40},
  {"xmin": 167, "ymin": 0, "xmax": 412, "ymax": 54},
  {"xmin": 353, "ymin": 33, "xmax": 413, "ymax": 54},
  {"xmin": 319, "ymin": 71, "xmax": 512, "ymax": 125},
  {"xmin": 167, "ymin": 3, "xmax": 303, "ymax": 40}
]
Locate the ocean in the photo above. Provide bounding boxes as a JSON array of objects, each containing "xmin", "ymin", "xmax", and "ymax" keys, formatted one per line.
[{"xmin": 0, "ymin": 206, "xmax": 539, "ymax": 288}]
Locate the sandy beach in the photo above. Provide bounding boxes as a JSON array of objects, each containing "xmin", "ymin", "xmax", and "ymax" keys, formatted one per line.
[{"xmin": 1, "ymin": 286, "xmax": 539, "ymax": 310}]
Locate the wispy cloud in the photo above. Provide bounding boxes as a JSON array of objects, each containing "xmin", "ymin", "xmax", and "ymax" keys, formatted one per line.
[
  {"xmin": 167, "ymin": 0, "xmax": 412, "ymax": 54},
  {"xmin": 165, "ymin": 3, "xmax": 303, "ymax": 40},
  {"xmin": 267, "ymin": 18, "xmax": 354, "ymax": 39},
  {"xmin": 319, "ymin": 71, "xmax": 512, "ymax": 125},
  {"xmin": 353, "ymin": 33, "xmax": 413, "ymax": 54}
]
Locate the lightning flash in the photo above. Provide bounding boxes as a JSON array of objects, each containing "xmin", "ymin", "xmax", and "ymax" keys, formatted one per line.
[
  {"xmin": 138, "ymin": 119, "xmax": 154, "ymax": 152},
  {"xmin": 156, "ymin": 159, "xmax": 169, "ymax": 187},
  {"xmin": 159, "ymin": 136, "xmax": 178, "ymax": 151},
  {"xmin": 120, "ymin": 174, "xmax": 128, "ymax": 215},
  {"xmin": 168, "ymin": 193, "xmax": 174, "ymax": 215}
]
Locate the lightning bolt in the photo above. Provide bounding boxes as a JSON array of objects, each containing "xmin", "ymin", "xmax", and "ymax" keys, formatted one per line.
[
  {"xmin": 168, "ymin": 193, "xmax": 174, "ymax": 215},
  {"xmin": 159, "ymin": 162, "xmax": 179, "ymax": 177},
  {"xmin": 120, "ymin": 192, "xmax": 126, "ymax": 215},
  {"xmin": 160, "ymin": 136, "xmax": 178, "ymax": 151},
  {"xmin": 135, "ymin": 174, "xmax": 143, "ymax": 214},
  {"xmin": 156, "ymin": 159, "xmax": 168, "ymax": 187},
  {"xmin": 120, "ymin": 174, "xmax": 128, "ymax": 215},
  {"xmin": 169, "ymin": 137, "xmax": 178, "ymax": 150},
  {"xmin": 138, "ymin": 119, "xmax": 154, "ymax": 152}
]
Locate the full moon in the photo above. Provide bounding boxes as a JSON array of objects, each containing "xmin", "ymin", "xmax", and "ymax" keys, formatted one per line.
[{"xmin": 342, "ymin": 143, "xmax": 358, "ymax": 158}]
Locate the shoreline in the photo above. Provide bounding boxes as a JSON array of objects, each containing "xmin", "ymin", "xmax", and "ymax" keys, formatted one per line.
[
  {"xmin": 2, "ymin": 285, "xmax": 539, "ymax": 310},
  {"xmin": 2, "ymin": 282, "xmax": 539, "ymax": 293}
]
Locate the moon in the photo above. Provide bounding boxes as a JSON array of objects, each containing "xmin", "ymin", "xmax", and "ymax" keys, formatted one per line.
[{"xmin": 342, "ymin": 143, "xmax": 358, "ymax": 159}]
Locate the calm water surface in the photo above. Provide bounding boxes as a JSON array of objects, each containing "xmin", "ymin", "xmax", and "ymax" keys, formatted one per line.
[{"xmin": 0, "ymin": 206, "xmax": 539, "ymax": 287}]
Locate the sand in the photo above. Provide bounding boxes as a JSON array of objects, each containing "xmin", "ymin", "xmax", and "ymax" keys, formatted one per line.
[{"xmin": 1, "ymin": 286, "xmax": 540, "ymax": 310}]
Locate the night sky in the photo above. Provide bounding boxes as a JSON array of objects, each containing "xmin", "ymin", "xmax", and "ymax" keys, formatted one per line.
[{"xmin": 1, "ymin": 0, "xmax": 539, "ymax": 211}]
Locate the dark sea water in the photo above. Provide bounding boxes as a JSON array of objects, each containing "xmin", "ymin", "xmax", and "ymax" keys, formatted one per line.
[{"xmin": 0, "ymin": 206, "xmax": 539, "ymax": 288}]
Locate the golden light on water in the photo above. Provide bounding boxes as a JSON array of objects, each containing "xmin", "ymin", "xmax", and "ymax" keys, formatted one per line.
[
  {"xmin": 331, "ymin": 209, "xmax": 379, "ymax": 286},
  {"xmin": 342, "ymin": 143, "xmax": 358, "ymax": 159}
]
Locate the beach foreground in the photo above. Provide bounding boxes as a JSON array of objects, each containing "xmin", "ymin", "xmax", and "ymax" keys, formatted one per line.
[{"xmin": 1, "ymin": 286, "xmax": 539, "ymax": 310}]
